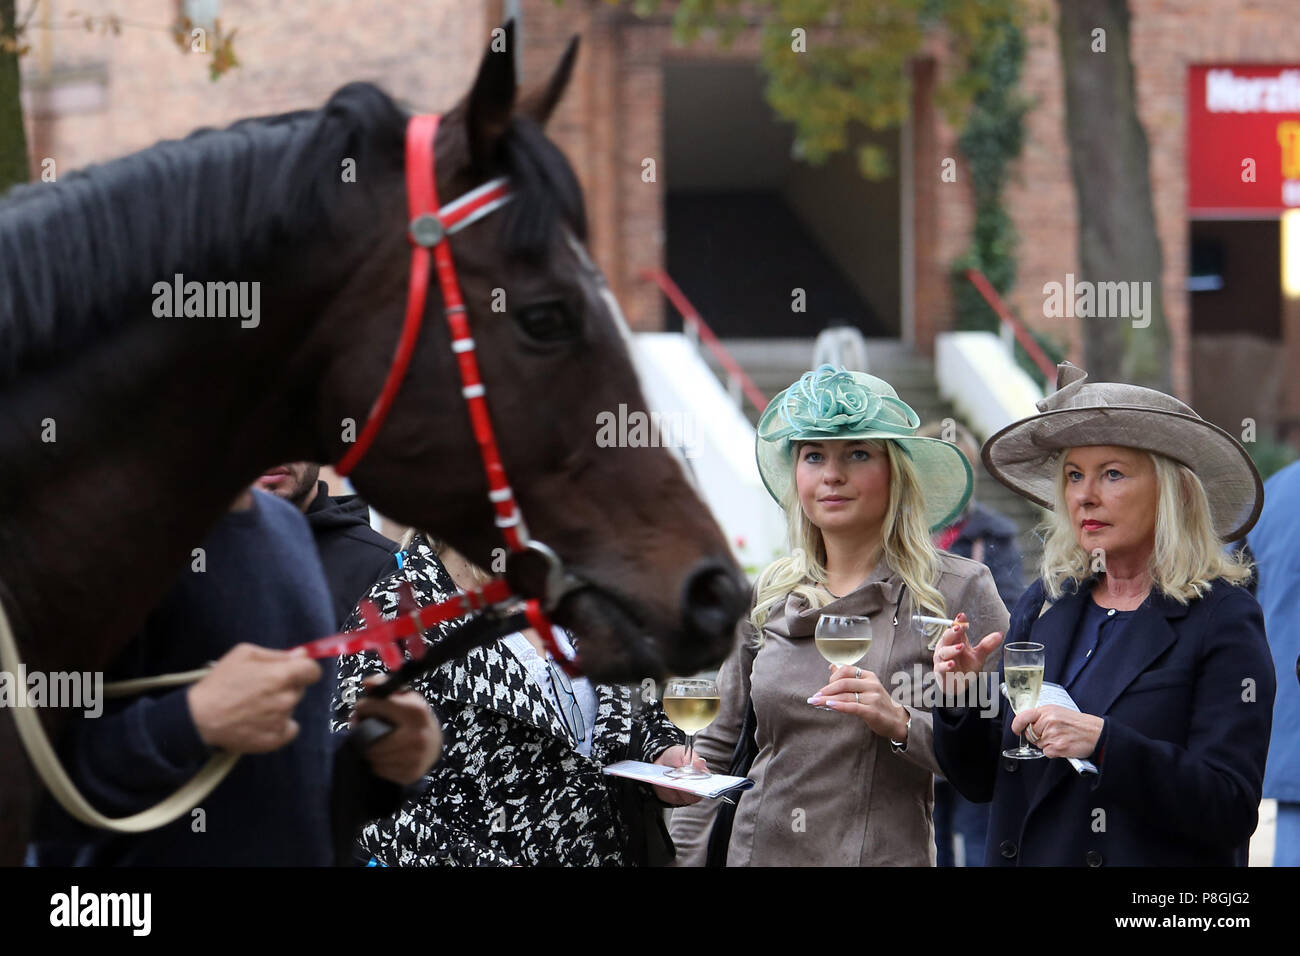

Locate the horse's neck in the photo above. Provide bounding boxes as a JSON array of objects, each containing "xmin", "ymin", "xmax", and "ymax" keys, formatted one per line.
[{"xmin": 0, "ymin": 301, "xmax": 323, "ymax": 674}]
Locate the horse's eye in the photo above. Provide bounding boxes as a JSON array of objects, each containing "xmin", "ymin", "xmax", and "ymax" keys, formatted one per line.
[{"xmin": 515, "ymin": 300, "xmax": 580, "ymax": 343}]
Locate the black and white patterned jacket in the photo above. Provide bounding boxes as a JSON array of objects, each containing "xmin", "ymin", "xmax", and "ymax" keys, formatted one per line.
[{"xmin": 331, "ymin": 535, "xmax": 684, "ymax": 866}]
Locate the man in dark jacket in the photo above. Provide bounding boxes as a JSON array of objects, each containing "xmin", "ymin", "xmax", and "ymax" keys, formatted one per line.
[
  {"xmin": 30, "ymin": 488, "xmax": 440, "ymax": 866},
  {"xmin": 255, "ymin": 463, "xmax": 399, "ymax": 628},
  {"xmin": 942, "ymin": 502, "xmax": 1025, "ymax": 609}
]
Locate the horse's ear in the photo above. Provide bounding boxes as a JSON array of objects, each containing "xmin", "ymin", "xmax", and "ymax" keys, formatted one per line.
[
  {"xmin": 466, "ymin": 20, "xmax": 518, "ymax": 169},
  {"xmin": 518, "ymin": 35, "xmax": 580, "ymax": 129}
]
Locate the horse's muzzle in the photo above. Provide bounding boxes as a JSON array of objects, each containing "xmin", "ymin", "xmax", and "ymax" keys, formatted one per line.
[{"xmin": 673, "ymin": 559, "xmax": 748, "ymax": 675}]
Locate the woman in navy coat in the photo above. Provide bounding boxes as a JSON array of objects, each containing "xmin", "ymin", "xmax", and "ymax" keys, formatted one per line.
[{"xmin": 933, "ymin": 363, "xmax": 1275, "ymax": 866}]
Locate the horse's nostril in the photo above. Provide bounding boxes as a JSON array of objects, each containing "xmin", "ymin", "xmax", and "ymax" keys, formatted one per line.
[{"xmin": 681, "ymin": 563, "xmax": 747, "ymax": 648}]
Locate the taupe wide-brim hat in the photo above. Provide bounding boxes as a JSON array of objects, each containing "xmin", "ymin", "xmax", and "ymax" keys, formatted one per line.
[
  {"xmin": 756, "ymin": 365, "xmax": 973, "ymax": 532},
  {"xmin": 982, "ymin": 362, "xmax": 1263, "ymax": 541}
]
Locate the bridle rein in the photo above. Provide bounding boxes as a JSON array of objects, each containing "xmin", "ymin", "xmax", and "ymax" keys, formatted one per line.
[{"xmin": 0, "ymin": 113, "xmax": 583, "ymax": 834}]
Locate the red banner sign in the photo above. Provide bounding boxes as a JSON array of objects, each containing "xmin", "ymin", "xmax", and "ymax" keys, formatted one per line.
[{"xmin": 1188, "ymin": 64, "xmax": 1300, "ymax": 216}]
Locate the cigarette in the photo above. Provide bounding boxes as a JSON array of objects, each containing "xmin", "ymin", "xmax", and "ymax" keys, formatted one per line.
[{"xmin": 912, "ymin": 615, "xmax": 957, "ymax": 628}]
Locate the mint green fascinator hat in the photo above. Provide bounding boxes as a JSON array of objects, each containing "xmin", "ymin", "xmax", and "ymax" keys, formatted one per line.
[{"xmin": 756, "ymin": 365, "xmax": 973, "ymax": 532}]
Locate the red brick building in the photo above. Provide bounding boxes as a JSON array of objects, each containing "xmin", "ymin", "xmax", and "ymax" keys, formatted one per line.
[{"xmin": 20, "ymin": 0, "xmax": 1300, "ymax": 442}]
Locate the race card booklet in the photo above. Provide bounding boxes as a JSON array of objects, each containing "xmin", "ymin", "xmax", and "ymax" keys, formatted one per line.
[
  {"xmin": 602, "ymin": 760, "xmax": 755, "ymax": 800},
  {"xmin": 999, "ymin": 680, "xmax": 1100, "ymax": 776}
]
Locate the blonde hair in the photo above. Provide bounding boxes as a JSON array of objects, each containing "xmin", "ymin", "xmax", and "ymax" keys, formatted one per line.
[
  {"xmin": 401, "ymin": 529, "xmax": 494, "ymax": 589},
  {"xmin": 1038, "ymin": 450, "xmax": 1253, "ymax": 603},
  {"xmin": 750, "ymin": 440, "xmax": 947, "ymax": 639}
]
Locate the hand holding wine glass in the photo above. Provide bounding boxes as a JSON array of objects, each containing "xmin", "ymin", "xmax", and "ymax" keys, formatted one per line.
[
  {"xmin": 662, "ymin": 677, "xmax": 719, "ymax": 779},
  {"xmin": 811, "ymin": 614, "xmax": 871, "ymax": 711},
  {"xmin": 1010, "ymin": 706, "xmax": 1105, "ymax": 760},
  {"xmin": 650, "ymin": 745, "xmax": 708, "ymax": 803},
  {"xmin": 810, "ymin": 665, "xmax": 907, "ymax": 740},
  {"xmin": 1002, "ymin": 642, "xmax": 1046, "ymax": 760}
]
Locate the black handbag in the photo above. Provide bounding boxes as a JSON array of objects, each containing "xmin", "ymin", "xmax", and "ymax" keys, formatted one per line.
[{"xmin": 704, "ymin": 695, "xmax": 758, "ymax": 867}]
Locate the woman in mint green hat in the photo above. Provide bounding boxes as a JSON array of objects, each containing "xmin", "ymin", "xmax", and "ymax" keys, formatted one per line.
[{"xmin": 669, "ymin": 366, "xmax": 1010, "ymax": 866}]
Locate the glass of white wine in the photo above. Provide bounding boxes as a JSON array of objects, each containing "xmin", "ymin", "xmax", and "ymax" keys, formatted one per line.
[
  {"xmin": 662, "ymin": 677, "xmax": 719, "ymax": 779},
  {"xmin": 1002, "ymin": 641, "xmax": 1046, "ymax": 760},
  {"xmin": 812, "ymin": 614, "xmax": 872, "ymax": 710}
]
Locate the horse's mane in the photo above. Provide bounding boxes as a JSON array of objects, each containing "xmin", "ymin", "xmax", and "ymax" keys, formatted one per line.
[
  {"xmin": 0, "ymin": 81, "xmax": 586, "ymax": 387},
  {"xmin": 497, "ymin": 113, "xmax": 587, "ymax": 260}
]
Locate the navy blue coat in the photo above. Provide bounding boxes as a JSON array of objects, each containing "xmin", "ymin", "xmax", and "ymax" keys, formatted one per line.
[
  {"xmin": 934, "ymin": 574, "xmax": 1275, "ymax": 866},
  {"xmin": 1247, "ymin": 460, "xmax": 1300, "ymax": 803}
]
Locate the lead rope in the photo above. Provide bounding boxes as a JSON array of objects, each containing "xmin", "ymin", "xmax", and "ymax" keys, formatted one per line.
[
  {"xmin": 1, "ymin": 577, "xmax": 524, "ymax": 833},
  {"xmin": 2, "ymin": 571, "xmax": 523, "ymax": 833},
  {"xmin": 0, "ymin": 595, "xmax": 239, "ymax": 832}
]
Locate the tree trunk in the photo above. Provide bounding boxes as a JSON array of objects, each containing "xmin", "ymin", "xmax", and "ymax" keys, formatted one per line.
[
  {"xmin": 1056, "ymin": 0, "xmax": 1170, "ymax": 391},
  {"xmin": 0, "ymin": 0, "xmax": 29, "ymax": 195}
]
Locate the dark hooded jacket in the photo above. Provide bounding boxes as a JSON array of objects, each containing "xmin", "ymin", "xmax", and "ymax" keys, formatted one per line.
[
  {"xmin": 304, "ymin": 480, "xmax": 400, "ymax": 628},
  {"xmin": 944, "ymin": 501, "xmax": 1025, "ymax": 611}
]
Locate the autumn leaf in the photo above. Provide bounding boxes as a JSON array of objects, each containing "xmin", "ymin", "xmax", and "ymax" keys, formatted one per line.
[
  {"xmin": 171, "ymin": 15, "xmax": 194, "ymax": 53},
  {"xmin": 209, "ymin": 29, "xmax": 240, "ymax": 81}
]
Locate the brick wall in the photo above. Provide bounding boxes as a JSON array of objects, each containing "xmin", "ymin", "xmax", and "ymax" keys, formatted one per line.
[
  {"xmin": 24, "ymin": 0, "xmax": 489, "ymax": 174},
  {"xmin": 911, "ymin": 51, "xmax": 977, "ymax": 356},
  {"xmin": 1000, "ymin": 0, "xmax": 1081, "ymax": 368}
]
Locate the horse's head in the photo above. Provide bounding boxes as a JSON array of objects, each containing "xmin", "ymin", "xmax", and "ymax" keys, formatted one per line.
[{"xmin": 317, "ymin": 25, "xmax": 747, "ymax": 682}]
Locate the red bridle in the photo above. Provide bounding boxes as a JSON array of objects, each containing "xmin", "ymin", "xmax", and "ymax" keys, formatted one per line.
[{"xmin": 318, "ymin": 113, "xmax": 578, "ymax": 676}]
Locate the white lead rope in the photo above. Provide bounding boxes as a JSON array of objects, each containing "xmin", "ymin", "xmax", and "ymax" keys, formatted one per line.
[
  {"xmin": 0, "ymin": 597, "xmax": 237, "ymax": 833},
  {"xmin": 102, "ymin": 667, "xmax": 213, "ymax": 698}
]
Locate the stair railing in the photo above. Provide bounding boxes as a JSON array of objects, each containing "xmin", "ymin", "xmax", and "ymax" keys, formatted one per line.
[
  {"xmin": 964, "ymin": 268, "xmax": 1057, "ymax": 389},
  {"xmin": 641, "ymin": 268, "xmax": 769, "ymax": 414}
]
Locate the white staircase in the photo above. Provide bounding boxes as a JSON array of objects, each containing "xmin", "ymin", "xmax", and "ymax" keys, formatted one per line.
[{"xmin": 631, "ymin": 333, "xmax": 788, "ymax": 577}]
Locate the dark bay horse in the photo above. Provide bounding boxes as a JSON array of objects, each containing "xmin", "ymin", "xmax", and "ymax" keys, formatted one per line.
[{"xmin": 0, "ymin": 26, "xmax": 746, "ymax": 862}]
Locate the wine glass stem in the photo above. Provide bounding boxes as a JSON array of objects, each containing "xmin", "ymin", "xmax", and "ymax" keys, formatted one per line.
[{"xmin": 684, "ymin": 733, "xmax": 696, "ymax": 770}]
